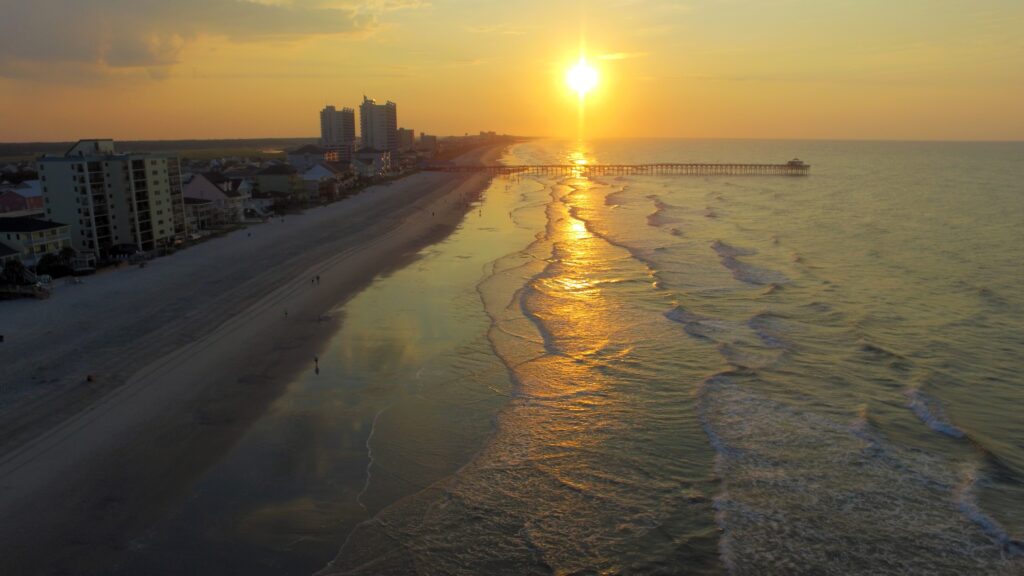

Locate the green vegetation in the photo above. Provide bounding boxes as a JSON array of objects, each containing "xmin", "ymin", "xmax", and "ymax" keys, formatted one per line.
[{"xmin": 177, "ymin": 148, "xmax": 286, "ymax": 161}]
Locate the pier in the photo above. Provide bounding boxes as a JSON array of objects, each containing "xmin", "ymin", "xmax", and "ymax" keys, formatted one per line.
[{"xmin": 423, "ymin": 159, "xmax": 810, "ymax": 177}]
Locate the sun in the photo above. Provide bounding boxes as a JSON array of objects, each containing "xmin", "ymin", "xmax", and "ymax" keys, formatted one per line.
[{"xmin": 567, "ymin": 58, "xmax": 598, "ymax": 97}]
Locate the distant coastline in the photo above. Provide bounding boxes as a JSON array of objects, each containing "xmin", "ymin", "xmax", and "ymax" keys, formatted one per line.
[{"xmin": 0, "ymin": 138, "xmax": 319, "ymax": 162}]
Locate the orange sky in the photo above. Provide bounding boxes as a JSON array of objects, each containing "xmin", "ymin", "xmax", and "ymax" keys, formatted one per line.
[{"xmin": 1, "ymin": 0, "xmax": 1022, "ymax": 141}]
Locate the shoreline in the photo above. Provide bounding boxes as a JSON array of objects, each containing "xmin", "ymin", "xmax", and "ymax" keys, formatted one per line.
[{"xmin": 0, "ymin": 144, "xmax": 506, "ymax": 573}]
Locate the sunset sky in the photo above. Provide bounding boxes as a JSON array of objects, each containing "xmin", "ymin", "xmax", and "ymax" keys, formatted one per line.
[{"xmin": 1, "ymin": 0, "xmax": 1022, "ymax": 142}]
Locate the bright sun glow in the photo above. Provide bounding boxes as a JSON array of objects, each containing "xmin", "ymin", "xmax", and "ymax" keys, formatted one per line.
[{"xmin": 567, "ymin": 58, "xmax": 598, "ymax": 97}]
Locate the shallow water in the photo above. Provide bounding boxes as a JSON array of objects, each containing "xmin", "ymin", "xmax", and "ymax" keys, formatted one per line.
[
  {"xmin": 124, "ymin": 139, "xmax": 1024, "ymax": 575},
  {"xmin": 329, "ymin": 139, "xmax": 1024, "ymax": 575}
]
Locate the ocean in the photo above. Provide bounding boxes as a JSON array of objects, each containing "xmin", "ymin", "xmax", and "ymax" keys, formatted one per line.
[{"xmin": 119, "ymin": 139, "xmax": 1024, "ymax": 575}]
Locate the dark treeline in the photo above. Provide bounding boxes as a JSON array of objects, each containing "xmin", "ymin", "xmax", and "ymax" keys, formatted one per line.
[{"xmin": 0, "ymin": 138, "xmax": 319, "ymax": 158}]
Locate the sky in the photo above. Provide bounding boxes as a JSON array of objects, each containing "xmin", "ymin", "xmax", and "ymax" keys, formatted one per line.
[{"xmin": 1, "ymin": 0, "xmax": 1022, "ymax": 142}]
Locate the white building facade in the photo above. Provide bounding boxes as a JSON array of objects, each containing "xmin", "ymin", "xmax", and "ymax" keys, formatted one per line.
[{"xmin": 37, "ymin": 140, "xmax": 187, "ymax": 256}]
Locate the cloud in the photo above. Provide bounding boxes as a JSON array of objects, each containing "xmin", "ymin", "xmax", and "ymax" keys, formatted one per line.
[{"xmin": 0, "ymin": 0, "xmax": 421, "ymax": 79}]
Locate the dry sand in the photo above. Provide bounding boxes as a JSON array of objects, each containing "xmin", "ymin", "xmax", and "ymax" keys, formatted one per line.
[{"xmin": 0, "ymin": 145, "xmax": 503, "ymax": 573}]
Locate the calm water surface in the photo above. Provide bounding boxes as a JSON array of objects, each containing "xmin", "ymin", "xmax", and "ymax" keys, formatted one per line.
[{"xmin": 126, "ymin": 139, "xmax": 1024, "ymax": 575}]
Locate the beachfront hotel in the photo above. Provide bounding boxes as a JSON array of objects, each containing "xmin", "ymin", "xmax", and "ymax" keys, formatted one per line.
[
  {"xmin": 359, "ymin": 96, "xmax": 398, "ymax": 152},
  {"xmin": 37, "ymin": 140, "xmax": 187, "ymax": 256},
  {"xmin": 320, "ymin": 106, "xmax": 356, "ymax": 162}
]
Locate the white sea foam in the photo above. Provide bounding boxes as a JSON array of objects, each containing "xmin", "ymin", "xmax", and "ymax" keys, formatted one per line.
[{"xmin": 698, "ymin": 372, "xmax": 1021, "ymax": 574}]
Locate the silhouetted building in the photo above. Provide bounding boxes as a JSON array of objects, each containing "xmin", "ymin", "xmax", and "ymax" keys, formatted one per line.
[
  {"xmin": 419, "ymin": 133, "xmax": 438, "ymax": 151},
  {"xmin": 398, "ymin": 128, "xmax": 415, "ymax": 151},
  {"xmin": 360, "ymin": 96, "xmax": 398, "ymax": 152},
  {"xmin": 320, "ymin": 106, "xmax": 356, "ymax": 163}
]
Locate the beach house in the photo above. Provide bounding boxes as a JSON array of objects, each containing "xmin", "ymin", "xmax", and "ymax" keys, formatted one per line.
[
  {"xmin": 254, "ymin": 164, "xmax": 303, "ymax": 205},
  {"xmin": 0, "ymin": 181, "xmax": 43, "ymax": 214},
  {"xmin": 183, "ymin": 173, "xmax": 249, "ymax": 224},
  {"xmin": 0, "ymin": 217, "xmax": 72, "ymax": 266},
  {"xmin": 353, "ymin": 149, "xmax": 391, "ymax": 178}
]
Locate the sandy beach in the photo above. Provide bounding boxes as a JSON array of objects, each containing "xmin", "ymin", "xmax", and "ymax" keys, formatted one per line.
[{"xmin": 0, "ymin": 145, "xmax": 504, "ymax": 574}]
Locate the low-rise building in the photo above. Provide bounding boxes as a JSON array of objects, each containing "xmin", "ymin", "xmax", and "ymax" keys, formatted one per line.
[
  {"xmin": 287, "ymin": 145, "xmax": 330, "ymax": 172},
  {"xmin": 183, "ymin": 172, "xmax": 249, "ymax": 224},
  {"xmin": 184, "ymin": 197, "xmax": 214, "ymax": 233},
  {"xmin": 0, "ymin": 217, "xmax": 72, "ymax": 266},
  {"xmin": 301, "ymin": 162, "xmax": 346, "ymax": 202},
  {"xmin": 0, "ymin": 181, "xmax": 43, "ymax": 213},
  {"xmin": 254, "ymin": 164, "xmax": 303, "ymax": 199},
  {"xmin": 353, "ymin": 149, "xmax": 391, "ymax": 178},
  {"xmin": 248, "ymin": 191, "xmax": 277, "ymax": 214}
]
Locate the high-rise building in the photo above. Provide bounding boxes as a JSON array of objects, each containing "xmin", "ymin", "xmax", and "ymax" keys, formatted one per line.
[
  {"xmin": 359, "ymin": 96, "xmax": 398, "ymax": 152},
  {"xmin": 419, "ymin": 133, "xmax": 438, "ymax": 151},
  {"xmin": 37, "ymin": 139, "xmax": 186, "ymax": 255},
  {"xmin": 397, "ymin": 128, "xmax": 415, "ymax": 151},
  {"xmin": 320, "ymin": 105, "xmax": 356, "ymax": 162},
  {"xmin": 320, "ymin": 105, "xmax": 355, "ymax": 148}
]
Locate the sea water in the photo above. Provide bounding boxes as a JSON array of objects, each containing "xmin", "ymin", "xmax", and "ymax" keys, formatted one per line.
[
  {"xmin": 329, "ymin": 139, "xmax": 1024, "ymax": 575},
  {"xmin": 121, "ymin": 139, "xmax": 1024, "ymax": 575}
]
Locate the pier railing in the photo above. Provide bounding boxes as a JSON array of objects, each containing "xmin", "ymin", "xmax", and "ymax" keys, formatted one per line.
[{"xmin": 423, "ymin": 161, "xmax": 810, "ymax": 177}]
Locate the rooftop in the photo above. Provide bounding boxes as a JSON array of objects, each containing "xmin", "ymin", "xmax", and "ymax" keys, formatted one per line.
[
  {"xmin": 257, "ymin": 164, "xmax": 297, "ymax": 176},
  {"xmin": 0, "ymin": 217, "xmax": 68, "ymax": 232}
]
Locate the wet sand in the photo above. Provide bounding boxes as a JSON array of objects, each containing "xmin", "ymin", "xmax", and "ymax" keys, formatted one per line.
[{"xmin": 0, "ymin": 145, "xmax": 504, "ymax": 574}]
